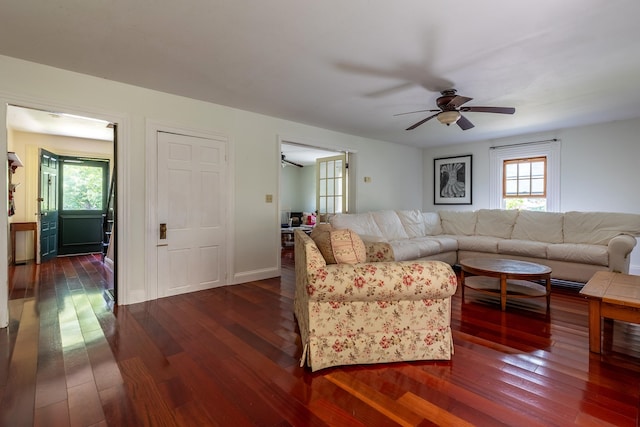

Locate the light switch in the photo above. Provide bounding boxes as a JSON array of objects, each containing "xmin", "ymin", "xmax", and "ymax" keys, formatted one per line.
[
  {"xmin": 364, "ymin": 176, "xmax": 372, "ymax": 183},
  {"xmin": 266, "ymin": 194, "xmax": 273, "ymax": 203}
]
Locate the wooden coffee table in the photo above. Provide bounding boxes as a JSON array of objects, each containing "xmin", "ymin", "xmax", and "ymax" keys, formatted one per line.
[
  {"xmin": 579, "ymin": 271, "xmax": 640, "ymax": 353},
  {"xmin": 460, "ymin": 258, "xmax": 552, "ymax": 311}
]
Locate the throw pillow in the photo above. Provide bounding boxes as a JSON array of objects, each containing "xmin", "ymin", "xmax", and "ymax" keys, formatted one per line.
[
  {"xmin": 311, "ymin": 224, "xmax": 336, "ymax": 264},
  {"xmin": 330, "ymin": 229, "xmax": 366, "ymax": 264}
]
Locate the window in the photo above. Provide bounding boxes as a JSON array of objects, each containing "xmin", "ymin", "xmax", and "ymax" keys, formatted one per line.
[
  {"xmin": 61, "ymin": 158, "xmax": 109, "ymax": 211},
  {"xmin": 503, "ymin": 156, "xmax": 547, "ymax": 211},
  {"xmin": 489, "ymin": 140, "xmax": 560, "ymax": 212}
]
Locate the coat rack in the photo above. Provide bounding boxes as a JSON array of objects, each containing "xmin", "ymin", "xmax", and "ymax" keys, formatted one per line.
[{"xmin": 8, "ymin": 152, "xmax": 23, "ymax": 216}]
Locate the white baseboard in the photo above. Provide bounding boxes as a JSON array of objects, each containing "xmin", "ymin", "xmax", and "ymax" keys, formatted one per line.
[{"xmin": 233, "ymin": 267, "xmax": 280, "ymax": 285}]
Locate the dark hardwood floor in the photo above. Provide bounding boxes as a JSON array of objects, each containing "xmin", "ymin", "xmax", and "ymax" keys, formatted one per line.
[{"xmin": 1, "ymin": 250, "xmax": 639, "ymax": 426}]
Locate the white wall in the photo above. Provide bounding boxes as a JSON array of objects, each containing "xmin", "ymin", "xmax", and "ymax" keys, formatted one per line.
[
  {"xmin": 0, "ymin": 54, "xmax": 424, "ymax": 311},
  {"xmin": 422, "ymin": 118, "xmax": 640, "ymax": 273},
  {"xmin": 280, "ymin": 165, "xmax": 316, "ymax": 215},
  {"xmin": 352, "ymin": 139, "xmax": 424, "ymax": 212}
]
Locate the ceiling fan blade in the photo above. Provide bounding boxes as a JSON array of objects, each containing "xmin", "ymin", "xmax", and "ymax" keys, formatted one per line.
[
  {"xmin": 393, "ymin": 109, "xmax": 440, "ymax": 117},
  {"xmin": 281, "ymin": 154, "xmax": 303, "ymax": 168},
  {"xmin": 456, "ymin": 115, "xmax": 475, "ymax": 130},
  {"xmin": 406, "ymin": 113, "xmax": 439, "ymax": 130},
  {"xmin": 285, "ymin": 159, "xmax": 303, "ymax": 168},
  {"xmin": 461, "ymin": 106, "xmax": 515, "ymax": 114},
  {"xmin": 446, "ymin": 95, "xmax": 473, "ymax": 108}
]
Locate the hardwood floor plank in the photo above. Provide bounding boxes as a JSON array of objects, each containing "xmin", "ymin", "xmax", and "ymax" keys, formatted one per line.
[
  {"xmin": 1, "ymin": 299, "xmax": 39, "ymax": 427},
  {"xmin": 165, "ymin": 352, "xmax": 247, "ymax": 427},
  {"xmin": 325, "ymin": 370, "xmax": 424, "ymax": 426},
  {"xmin": 307, "ymin": 398, "xmax": 368, "ymax": 427},
  {"xmin": 397, "ymin": 391, "xmax": 475, "ymax": 427},
  {"xmin": 33, "ymin": 399, "xmax": 70, "ymax": 427},
  {"xmin": 34, "ymin": 296, "xmax": 66, "ymax": 410},
  {"xmin": 119, "ymin": 357, "xmax": 178, "ymax": 427},
  {"xmin": 67, "ymin": 380, "xmax": 105, "ymax": 427},
  {"xmin": 98, "ymin": 383, "xmax": 144, "ymax": 427}
]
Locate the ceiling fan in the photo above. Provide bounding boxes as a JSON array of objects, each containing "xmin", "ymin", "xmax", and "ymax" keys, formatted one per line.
[
  {"xmin": 281, "ymin": 153, "xmax": 303, "ymax": 168},
  {"xmin": 396, "ymin": 89, "xmax": 515, "ymax": 131}
]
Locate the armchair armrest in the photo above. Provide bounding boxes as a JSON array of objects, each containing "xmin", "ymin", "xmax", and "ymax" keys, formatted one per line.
[{"xmin": 305, "ymin": 260, "xmax": 457, "ymax": 303}]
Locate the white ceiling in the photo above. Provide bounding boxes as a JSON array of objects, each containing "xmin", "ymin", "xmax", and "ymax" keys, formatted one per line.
[
  {"xmin": 7, "ymin": 106, "xmax": 114, "ymax": 141},
  {"xmin": 281, "ymin": 143, "xmax": 341, "ymax": 166},
  {"xmin": 2, "ymin": 0, "xmax": 640, "ymax": 151}
]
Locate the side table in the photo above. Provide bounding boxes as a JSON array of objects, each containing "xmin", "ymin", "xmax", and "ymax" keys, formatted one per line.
[
  {"xmin": 580, "ymin": 271, "xmax": 640, "ymax": 353},
  {"xmin": 10, "ymin": 221, "xmax": 37, "ymax": 264}
]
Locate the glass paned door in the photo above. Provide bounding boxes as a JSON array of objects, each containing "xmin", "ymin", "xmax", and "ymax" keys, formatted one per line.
[{"xmin": 316, "ymin": 154, "xmax": 346, "ymax": 221}]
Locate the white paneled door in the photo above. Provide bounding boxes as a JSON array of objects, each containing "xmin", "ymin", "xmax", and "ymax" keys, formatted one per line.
[{"xmin": 156, "ymin": 131, "xmax": 227, "ymax": 297}]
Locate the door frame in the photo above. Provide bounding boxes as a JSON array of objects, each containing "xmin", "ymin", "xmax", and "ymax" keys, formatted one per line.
[
  {"xmin": 0, "ymin": 97, "xmax": 128, "ymax": 327},
  {"xmin": 277, "ymin": 135, "xmax": 356, "ymax": 270},
  {"xmin": 145, "ymin": 120, "xmax": 234, "ymax": 300}
]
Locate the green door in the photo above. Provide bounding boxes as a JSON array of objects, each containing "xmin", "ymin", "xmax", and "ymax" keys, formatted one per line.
[{"xmin": 39, "ymin": 149, "xmax": 59, "ymax": 261}]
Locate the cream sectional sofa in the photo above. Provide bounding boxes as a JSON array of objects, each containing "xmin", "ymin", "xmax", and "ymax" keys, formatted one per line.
[{"xmin": 329, "ymin": 209, "xmax": 640, "ymax": 283}]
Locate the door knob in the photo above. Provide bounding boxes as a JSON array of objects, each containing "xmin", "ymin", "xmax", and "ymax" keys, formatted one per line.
[{"xmin": 159, "ymin": 223, "xmax": 167, "ymax": 239}]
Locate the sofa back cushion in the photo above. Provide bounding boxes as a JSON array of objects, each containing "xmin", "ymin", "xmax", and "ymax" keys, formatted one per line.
[
  {"xmin": 439, "ymin": 210, "xmax": 477, "ymax": 236},
  {"xmin": 330, "ymin": 212, "xmax": 385, "ymax": 241},
  {"xmin": 396, "ymin": 209, "xmax": 426, "ymax": 238},
  {"xmin": 369, "ymin": 210, "xmax": 409, "ymax": 241},
  {"xmin": 511, "ymin": 210, "xmax": 564, "ymax": 243},
  {"xmin": 563, "ymin": 211, "xmax": 640, "ymax": 245},
  {"xmin": 423, "ymin": 212, "xmax": 443, "ymax": 235},
  {"xmin": 475, "ymin": 209, "xmax": 519, "ymax": 239},
  {"xmin": 330, "ymin": 229, "xmax": 367, "ymax": 264}
]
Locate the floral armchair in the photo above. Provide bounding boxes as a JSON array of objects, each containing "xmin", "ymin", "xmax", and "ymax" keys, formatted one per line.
[{"xmin": 294, "ymin": 229, "xmax": 458, "ymax": 372}]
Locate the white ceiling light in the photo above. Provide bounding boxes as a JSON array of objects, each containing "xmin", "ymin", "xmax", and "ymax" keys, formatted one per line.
[{"xmin": 437, "ymin": 111, "xmax": 461, "ymax": 126}]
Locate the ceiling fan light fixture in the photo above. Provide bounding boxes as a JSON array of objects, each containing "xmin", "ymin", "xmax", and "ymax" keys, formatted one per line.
[{"xmin": 437, "ymin": 110, "xmax": 461, "ymax": 126}]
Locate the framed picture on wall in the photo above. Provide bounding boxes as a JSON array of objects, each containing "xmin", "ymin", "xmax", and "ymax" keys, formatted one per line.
[{"xmin": 434, "ymin": 154, "xmax": 472, "ymax": 205}]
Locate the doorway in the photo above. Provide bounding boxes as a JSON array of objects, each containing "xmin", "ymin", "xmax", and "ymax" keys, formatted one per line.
[
  {"xmin": 6, "ymin": 105, "xmax": 116, "ymax": 296},
  {"xmin": 280, "ymin": 142, "xmax": 349, "ymax": 224}
]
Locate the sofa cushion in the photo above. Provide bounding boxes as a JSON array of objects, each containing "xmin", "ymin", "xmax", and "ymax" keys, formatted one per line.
[
  {"xmin": 429, "ymin": 236, "xmax": 459, "ymax": 252},
  {"xmin": 498, "ymin": 239, "xmax": 548, "ymax": 258},
  {"xmin": 547, "ymin": 243, "xmax": 609, "ymax": 266},
  {"xmin": 456, "ymin": 235, "xmax": 502, "ymax": 253},
  {"xmin": 476, "ymin": 209, "xmax": 519, "ymax": 239},
  {"xmin": 423, "ymin": 212, "xmax": 443, "ymax": 235},
  {"xmin": 371, "ymin": 210, "xmax": 409, "ymax": 241},
  {"xmin": 439, "ymin": 211, "xmax": 477, "ymax": 236},
  {"xmin": 511, "ymin": 210, "xmax": 564, "ymax": 244},
  {"xmin": 311, "ymin": 224, "xmax": 336, "ymax": 264},
  {"xmin": 405, "ymin": 237, "xmax": 444, "ymax": 258},
  {"xmin": 330, "ymin": 212, "xmax": 385, "ymax": 241},
  {"xmin": 387, "ymin": 240, "xmax": 421, "ymax": 261},
  {"xmin": 330, "ymin": 229, "xmax": 367, "ymax": 264},
  {"xmin": 563, "ymin": 211, "xmax": 640, "ymax": 245},
  {"xmin": 396, "ymin": 209, "xmax": 426, "ymax": 238}
]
